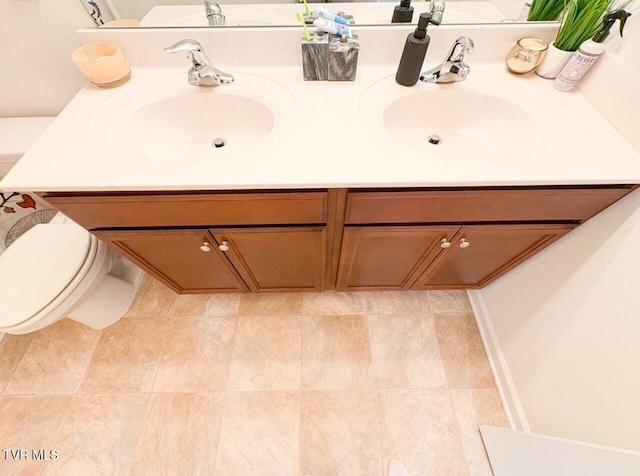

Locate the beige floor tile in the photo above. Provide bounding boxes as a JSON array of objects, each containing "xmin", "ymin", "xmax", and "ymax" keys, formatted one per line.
[
  {"xmin": 4, "ymin": 320, "xmax": 100, "ymax": 395},
  {"xmin": 228, "ymin": 315, "xmax": 302, "ymax": 391},
  {"xmin": 0, "ymin": 395, "xmax": 71, "ymax": 475},
  {"xmin": 172, "ymin": 293, "xmax": 241, "ymax": 317},
  {"xmin": 238, "ymin": 293, "xmax": 303, "ymax": 317},
  {"xmin": 377, "ymin": 390, "xmax": 469, "ymax": 476},
  {"xmin": 0, "ymin": 334, "xmax": 34, "ymax": 394},
  {"xmin": 302, "ymin": 314, "xmax": 372, "ymax": 390},
  {"xmin": 79, "ymin": 318, "xmax": 172, "ymax": 394},
  {"xmin": 47, "ymin": 394, "xmax": 148, "ymax": 476},
  {"xmin": 428, "ymin": 291, "xmax": 473, "ymax": 314},
  {"xmin": 300, "ymin": 391, "xmax": 383, "ymax": 475},
  {"xmin": 368, "ymin": 314, "xmax": 447, "ymax": 389},
  {"xmin": 125, "ymin": 274, "xmax": 178, "ymax": 318},
  {"xmin": 153, "ymin": 317, "xmax": 236, "ymax": 392},
  {"xmin": 361, "ymin": 291, "xmax": 430, "ymax": 315},
  {"xmin": 215, "ymin": 391, "xmax": 299, "ymax": 476},
  {"xmin": 451, "ymin": 389, "xmax": 509, "ymax": 476},
  {"xmin": 303, "ymin": 291, "xmax": 366, "ymax": 315},
  {"xmin": 434, "ymin": 314, "xmax": 496, "ymax": 388},
  {"xmin": 130, "ymin": 393, "xmax": 225, "ymax": 476}
]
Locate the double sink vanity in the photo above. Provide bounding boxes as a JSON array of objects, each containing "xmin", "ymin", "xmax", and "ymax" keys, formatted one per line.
[{"xmin": 3, "ymin": 25, "xmax": 640, "ymax": 294}]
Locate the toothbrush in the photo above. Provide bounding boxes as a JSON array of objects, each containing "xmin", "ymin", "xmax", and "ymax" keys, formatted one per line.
[
  {"xmin": 297, "ymin": 11, "xmax": 312, "ymax": 41},
  {"xmin": 299, "ymin": 0, "xmax": 311, "ymax": 18}
]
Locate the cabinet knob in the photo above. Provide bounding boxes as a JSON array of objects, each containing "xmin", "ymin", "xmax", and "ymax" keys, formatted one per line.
[
  {"xmin": 200, "ymin": 241, "xmax": 211, "ymax": 252},
  {"xmin": 440, "ymin": 239, "xmax": 452, "ymax": 249},
  {"xmin": 459, "ymin": 238, "xmax": 470, "ymax": 248},
  {"xmin": 218, "ymin": 241, "xmax": 230, "ymax": 252}
]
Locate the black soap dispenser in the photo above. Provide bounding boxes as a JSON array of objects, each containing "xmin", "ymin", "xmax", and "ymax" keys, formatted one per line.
[
  {"xmin": 395, "ymin": 12, "xmax": 438, "ymax": 86},
  {"xmin": 391, "ymin": 0, "xmax": 414, "ymax": 23}
]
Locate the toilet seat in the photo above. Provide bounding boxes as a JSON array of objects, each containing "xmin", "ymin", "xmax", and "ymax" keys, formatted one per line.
[{"xmin": 0, "ymin": 223, "xmax": 98, "ymax": 330}]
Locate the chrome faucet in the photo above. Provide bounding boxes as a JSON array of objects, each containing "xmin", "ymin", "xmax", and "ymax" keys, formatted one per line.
[
  {"xmin": 165, "ymin": 39, "xmax": 234, "ymax": 87},
  {"xmin": 204, "ymin": 0, "xmax": 225, "ymax": 26},
  {"xmin": 430, "ymin": 0, "xmax": 446, "ymax": 24},
  {"xmin": 420, "ymin": 36, "xmax": 474, "ymax": 83}
]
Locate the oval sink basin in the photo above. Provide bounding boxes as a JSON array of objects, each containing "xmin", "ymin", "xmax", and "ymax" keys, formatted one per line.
[
  {"xmin": 90, "ymin": 73, "xmax": 297, "ymax": 162},
  {"xmin": 359, "ymin": 70, "xmax": 559, "ymax": 160}
]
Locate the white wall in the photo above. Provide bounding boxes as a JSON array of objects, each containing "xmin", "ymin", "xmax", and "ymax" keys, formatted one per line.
[
  {"xmin": 474, "ymin": 17, "xmax": 640, "ymax": 451},
  {"xmin": 0, "ymin": 0, "xmax": 93, "ymax": 117}
]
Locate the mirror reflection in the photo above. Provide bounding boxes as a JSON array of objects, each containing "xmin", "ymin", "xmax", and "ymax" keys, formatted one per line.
[{"xmin": 80, "ymin": 0, "xmax": 530, "ymax": 27}]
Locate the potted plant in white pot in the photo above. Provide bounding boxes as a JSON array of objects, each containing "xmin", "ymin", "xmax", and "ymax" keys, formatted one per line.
[
  {"xmin": 536, "ymin": 0, "xmax": 612, "ymax": 78},
  {"xmin": 527, "ymin": 0, "xmax": 567, "ymax": 21}
]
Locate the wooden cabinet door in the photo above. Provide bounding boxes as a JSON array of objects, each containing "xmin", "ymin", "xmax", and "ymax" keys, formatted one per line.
[
  {"xmin": 336, "ymin": 225, "xmax": 460, "ymax": 291},
  {"xmin": 413, "ymin": 224, "xmax": 576, "ymax": 289},
  {"xmin": 96, "ymin": 229, "xmax": 248, "ymax": 293},
  {"xmin": 211, "ymin": 227, "xmax": 326, "ymax": 292}
]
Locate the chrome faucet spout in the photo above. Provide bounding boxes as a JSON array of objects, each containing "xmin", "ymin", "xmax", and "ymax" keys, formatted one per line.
[
  {"xmin": 419, "ymin": 36, "xmax": 474, "ymax": 84},
  {"xmin": 445, "ymin": 36, "xmax": 474, "ymax": 62},
  {"xmin": 204, "ymin": 0, "xmax": 225, "ymax": 26},
  {"xmin": 430, "ymin": 0, "xmax": 446, "ymax": 24},
  {"xmin": 165, "ymin": 39, "xmax": 234, "ymax": 87}
]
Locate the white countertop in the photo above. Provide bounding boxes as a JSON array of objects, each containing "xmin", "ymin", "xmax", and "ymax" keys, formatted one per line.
[{"xmin": 2, "ymin": 62, "xmax": 640, "ymax": 192}]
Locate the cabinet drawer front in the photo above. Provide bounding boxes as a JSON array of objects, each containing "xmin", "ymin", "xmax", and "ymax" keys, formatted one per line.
[
  {"xmin": 345, "ymin": 188, "xmax": 633, "ymax": 224},
  {"xmin": 43, "ymin": 191, "xmax": 328, "ymax": 229}
]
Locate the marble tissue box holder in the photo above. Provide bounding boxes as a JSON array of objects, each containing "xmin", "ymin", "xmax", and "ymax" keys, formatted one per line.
[{"xmin": 301, "ymin": 32, "xmax": 359, "ymax": 81}]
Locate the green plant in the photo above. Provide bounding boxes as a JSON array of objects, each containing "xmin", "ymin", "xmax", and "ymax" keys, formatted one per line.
[
  {"xmin": 554, "ymin": 0, "xmax": 612, "ymax": 51},
  {"xmin": 528, "ymin": 0, "xmax": 567, "ymax": 21}
]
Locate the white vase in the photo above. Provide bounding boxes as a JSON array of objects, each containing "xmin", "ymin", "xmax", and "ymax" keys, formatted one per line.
[{"xmin": 535, "ymin": 42, "xmax": 574, "ymax": 79}]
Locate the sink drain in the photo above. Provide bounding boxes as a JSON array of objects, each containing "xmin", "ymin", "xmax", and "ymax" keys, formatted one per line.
[
  {"xmin": 427, "ymin": 135, "xmax": 442, "ymax": 145},
  {"xmin": 212, "ymin": 138, "xmax": 227, "ymax": 148}
]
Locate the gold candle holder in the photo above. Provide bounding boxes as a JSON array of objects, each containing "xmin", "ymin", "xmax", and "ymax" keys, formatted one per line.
[
  {"xmin": 72, "ymin": 42, "xmax": 131, "ymax": 88},
  {"xmin": 506, "ymin": 37, "xmax": 548, "ymax": 74}
]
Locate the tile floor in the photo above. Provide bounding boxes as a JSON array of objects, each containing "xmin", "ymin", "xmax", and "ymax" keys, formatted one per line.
[{"xmin": 0, "ymin": 275, "xmax": 508, "ymax": 475}]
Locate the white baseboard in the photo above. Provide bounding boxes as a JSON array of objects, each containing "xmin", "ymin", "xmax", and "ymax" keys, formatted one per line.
[{"xmin": 467, "ymin": 290, "xmax": 530, "ymax": 432}]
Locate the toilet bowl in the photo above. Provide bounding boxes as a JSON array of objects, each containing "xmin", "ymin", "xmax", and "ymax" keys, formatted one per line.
[{"xmin": 0, "ymin": 213, "xmax": 138, "ymax": 335}]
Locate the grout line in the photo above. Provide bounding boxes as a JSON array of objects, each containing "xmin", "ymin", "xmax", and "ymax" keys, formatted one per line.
[
  {"xmin": 1, "ymin": 334, "xmax": 37, "ymax": 395},
  {"xmin": 297, "ymin": 388, "xmax": 302, "ymax": 476},
  {"xmin": 210, "ymin": 304, "xmax": 241, "ymax": 474},
  {"xmin": 447, "ymin": 387, "xmax": 474, "ymax": 475},
  {"xmin": 373, "ymin": 388, "xmax": 387, "ymax": 476},
  {"xmin": 298, "ymin": 313, "xmax": 305, "ymax": 476},
  {"xmin": 73, "ymin": 327, "xmax": 104, "ymax": 395},
  {"xmin": 124, "ymin": 392, "xmax": 154, "ymax": 476}
]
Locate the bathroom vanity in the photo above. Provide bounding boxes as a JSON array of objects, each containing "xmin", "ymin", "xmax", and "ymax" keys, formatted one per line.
[
  {"xmin": 41, "ymin": 186, "xmax": 635, "ymax": 293},
  {"xmin": 4, "ymin": 26, "xmax": 640, "ymax": 294}
]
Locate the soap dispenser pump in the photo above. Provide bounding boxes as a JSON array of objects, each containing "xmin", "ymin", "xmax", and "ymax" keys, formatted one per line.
[
  {"xmin": 395, "ymin": 12, "xmax": 439, "ymax": 86},
  {"xmin": 391, "ymin": 0, "xmax": 414, "ymax": 23}
]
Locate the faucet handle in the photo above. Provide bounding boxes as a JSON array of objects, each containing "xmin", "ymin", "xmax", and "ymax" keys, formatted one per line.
[
  {"xmin": 455, "ymin": 36, "xmax": 475, "ymax": 58},
  {"xmin": 165, "ymin": 39, "xmax": 211, "ymax": 68},
  {"xmin": 165, "ymin": 39, "xmax": 204, "ymax": 54}
]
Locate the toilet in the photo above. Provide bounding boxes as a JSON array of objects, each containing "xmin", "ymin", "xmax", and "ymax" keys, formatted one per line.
[
  {"xmin": 0, "ymin": 117, "xmax": 141, "ymax": 335},
  {"xmin": 0, "ymin": 213, "xmax": 139, "ymax": 335}
]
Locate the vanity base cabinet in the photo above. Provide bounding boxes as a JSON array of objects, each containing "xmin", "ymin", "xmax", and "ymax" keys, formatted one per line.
[
  {"xmin": 211, "ymin": 227, "xmax": 326, "ymax": 292},
  {"xmin": 336, "ymin": 187, "xmax": 633, "ymax": 290},
  {"xmin": 336, "ymin": 225, "xmax": 460, "ymax": 291},
  {"xmin": 412, "ymin": 224, "xmax": 575, "ymax": 289},
  {"xmin": 42, "ymin": 185, "xmax": 636, "ymax": 293},
  {"xmin": 96, "ymin": 229, "xmax": 249, "ymax": 293},
  {"xmin": 97, "ymin": 226, "xmax": 327, "ymax": 293}
]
